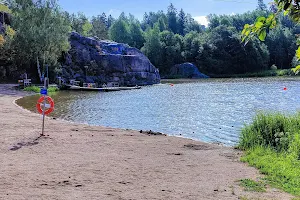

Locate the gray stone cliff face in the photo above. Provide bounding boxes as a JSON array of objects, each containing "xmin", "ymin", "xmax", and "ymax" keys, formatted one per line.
[{"xmin": 61, "ymin": 32, "xmax": 160, "ymax": 86}]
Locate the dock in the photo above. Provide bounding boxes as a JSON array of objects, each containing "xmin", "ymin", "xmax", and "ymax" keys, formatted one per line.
[{"xmin": 67, "ymin": 85, "xmax": 142, "ymax": 92}]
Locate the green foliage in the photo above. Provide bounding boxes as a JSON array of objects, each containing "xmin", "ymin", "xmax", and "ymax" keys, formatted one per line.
[
  {"xmin": 242, "ymin": 14, "xmax": 276, "ymax": 43},
  {"xmin": 239, "ymin": 113, "xmax": 300, "ymax": 196},
  {"xmin": 2, "ymin": 0, "xmax": 300, "ymax": 80},
  {"xmin": 90, "ymin": 15, "xmax": 108, "ymax": 39},
  {"xmin": 159, "ymin": 30, "xmax": 183, "ymax": 73},
  {"xmin": 266, "ymin": 26, "xmax": 296, "ymax": 69},
  {"xmin": 128, "ymin": 21, "xmax": 145, "ymax": 49},
  {"xmin": 0, "ymin": 3, "xmax": 11, "ymax": 13},
  {"xmin": 239, "ymin": 113, "xmax": 300, "ymax": 151},
  {"xmin": 141, "ymin": 25, "xmax": 162, "ymax": 68},
  {"xmin": 10, "ymin": 0, "xmax": 71, "ymax": 77},
  {"xmin": 241, "ymin": 146, "xmax": 300, "ymax": 196},
  {"xmin": 82, "ymin": 21, "xmax": 93, "ymax": 36},
  {"xmin": 239, "ymin": 179, "xmax": 266, "ymax": 192},
  {"xmin": 292, "ymin": 65, "xmax": 300, "ymax": 75},
  {"xmin": 198, "ymin": 26, "xmax": 269, "ymax": 75},
  {"xmin": 24, "ymin": 86, "xmax": 59, "ymax": 93},
  {"xmin": 241, "ymin": 0, "xmax": 300, "ymax": 74},
  {"xmin": 167, "ymin": 3, "xmax": 177, "ymax": 33},
  {"xmin": 109, "ymin": 18, "xmax": 131, "ymax": 44}
]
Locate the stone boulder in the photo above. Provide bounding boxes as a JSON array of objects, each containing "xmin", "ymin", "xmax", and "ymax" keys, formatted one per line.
[
  {"xmin": 61, "ymin": 32, "xmax": 160, "ymax": 86},
  {"xmin": 0, "ymin": 12, "xmax": 11, "ymax": 34},
  {"xmin": 169, "ymin": 63, "xmax": 209, "ymax": 79}
]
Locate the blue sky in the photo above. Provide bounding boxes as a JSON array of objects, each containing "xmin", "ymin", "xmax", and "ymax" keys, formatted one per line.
[{"xmin": 58, "ymin": 0, "xmax": 272, "ymax": 26}]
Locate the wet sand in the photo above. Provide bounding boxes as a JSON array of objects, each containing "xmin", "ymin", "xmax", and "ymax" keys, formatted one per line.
[{"xmin": 0, "ymin": 84, "xmax": 294, "ymax": 199}]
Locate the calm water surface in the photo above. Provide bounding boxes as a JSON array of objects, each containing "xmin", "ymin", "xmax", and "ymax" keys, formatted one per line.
[{"xmin": 17, "ymin": 77, "xmax": 300, "ymax": 146}]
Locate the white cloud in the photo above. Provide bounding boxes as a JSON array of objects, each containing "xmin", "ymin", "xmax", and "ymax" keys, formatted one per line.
[{"xmin": 193, "ymin": 16, "xmax": 209, "ymax": 27}]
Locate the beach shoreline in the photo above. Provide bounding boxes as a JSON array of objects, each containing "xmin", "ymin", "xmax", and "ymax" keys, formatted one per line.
[{"xmin": 0, "ymin": 84, "xmax": 293, "ymax": 199}]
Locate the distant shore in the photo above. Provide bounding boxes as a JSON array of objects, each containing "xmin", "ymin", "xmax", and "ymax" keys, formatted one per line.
[{"xmin": 0, "ymin": 84, "xmax": 293, "ymax": 199}]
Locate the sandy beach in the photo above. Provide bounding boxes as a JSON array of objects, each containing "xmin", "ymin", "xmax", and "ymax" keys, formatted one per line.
[{"xmin": 0, "ymin": 84, "xmax": 294, "ymax": 200}]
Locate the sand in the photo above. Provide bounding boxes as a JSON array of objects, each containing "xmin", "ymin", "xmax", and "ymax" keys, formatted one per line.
[{"xmin": 0, "ymin": 84, "xmax": 294, "ymax": 200}]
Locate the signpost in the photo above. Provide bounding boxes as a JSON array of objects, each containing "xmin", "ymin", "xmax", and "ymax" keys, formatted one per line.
[{"xmin": 36, "ymin": 78, "xmax": 54, "ymax": 136}]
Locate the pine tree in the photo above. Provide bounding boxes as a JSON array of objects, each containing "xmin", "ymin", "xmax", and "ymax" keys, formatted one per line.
[
  {"xmin": 177, "ymin": 9, "xmax": 186, "ymax": 35},
  {"xmin": 107, "ymin": 15, "xmax": 114, "ymax": 28},
  {"xmin": 167, "ymin": 3, "xmax": 177, "ymax": 33}
]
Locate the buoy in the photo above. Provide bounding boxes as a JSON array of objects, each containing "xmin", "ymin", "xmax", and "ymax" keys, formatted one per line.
[
  {"xmin": 36, "ymin": 96, "xmax": 55, "ymax": 115},
  {"xmin": 170, "ymin": 84, "xmax": 174, "ymax": 87},
  {"xmin": 283, "ymin": 87, "xmax": 287, "ymax": 91}
]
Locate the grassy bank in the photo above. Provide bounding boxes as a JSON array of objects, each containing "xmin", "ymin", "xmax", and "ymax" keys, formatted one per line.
[
  {"xmin": 239, "ymin": 113, "xmax": 300, "ymax": 196},
  {"xmin": 24, "ymin": 86, "xmax": 59, "ymax": 93}
]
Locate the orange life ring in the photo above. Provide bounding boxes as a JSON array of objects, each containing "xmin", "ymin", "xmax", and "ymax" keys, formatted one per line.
[{"xmin": 36, "ymin": 96, "xmax": 55, "ymax": 115}]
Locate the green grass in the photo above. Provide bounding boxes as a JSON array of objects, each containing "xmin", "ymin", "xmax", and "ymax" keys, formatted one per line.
[
  {"xmin": 239, "ymin": 112, "xmax": 300, "ymax": 196},
  {"xmin": 239, "ymin": 179, "xmax": 266, "ymax": 192},
  {"xmin": 23, "ymin": 86, "xmax": 59, "ymax": 93},
  {"xmin": 241, "ymin": 147, "xmax": 300, "ymax": 195}
]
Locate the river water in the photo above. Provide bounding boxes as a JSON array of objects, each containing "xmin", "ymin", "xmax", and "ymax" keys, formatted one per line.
[{"xmin": 17, "ymin": 77, "xmax": 300, "ymax": 146}]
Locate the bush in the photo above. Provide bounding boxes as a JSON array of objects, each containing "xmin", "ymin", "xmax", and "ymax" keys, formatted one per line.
[
  {"xmin": 23, "ymin": 86, "xmax": 41, "ymax": 93},
  {"xmin": 24, "ymin": 86, "xmax": 59, "ymax": 93},
  {"xmin": 239, "ymin": 113, "xmax": 300, "ymax": 152}
]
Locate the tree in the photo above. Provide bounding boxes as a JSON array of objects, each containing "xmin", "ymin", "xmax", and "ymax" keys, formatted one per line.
[
  {"xmin": 109, "ymin": 18, "xmax": 130, "ymax": 44},
  {"xmin": 182, "ymin": 31, "xmax": 202, "ymax": 62},
  {"xmin": 128, "ymin": 21, "xmax": 145, "ymax": 49},
  {"xmin": 159, "ymin": 30, "xmax": 183, "ymax": 73},
  {"xmin": 177, "ymin": 9, "xmax": 186, "ymax": 35},
  {"xmin": 141, "ymin": 25, "xmax": 162, "ymax": 68},
  {"xmin": 266, "ymin": 26, "xmax": 296, "ymax": 69},
  {"xmin": 10, "ymin": 0, "xmax": 71, "ymax": 78},
  {"xmin": 167, "ymin": 3, "xmax": 177, "ymax": 33},
  {"xmin": 157, "ymin": 17, "xmax": 167, "ymax": 32},
  {"xmin": 82, "ymin": 20, "xmax": 93, "ymax": 36},
  {"xmin": 241, "ymin": 0, "xmax": 300, "ymax": 73},
  {"xmin": 91, "ymin": 15, "xmax": 108, "ymax": 39},
  {"xmin": 199, "ymin": 26, "xmax": 269, "ymax": 75},
  {"xmin": 184, "ymin": 14, "xmax": 203, "ymax": 34},
  {"xmin": 107, "ymin": 14, "xmax": 115, "ymax": 28}
]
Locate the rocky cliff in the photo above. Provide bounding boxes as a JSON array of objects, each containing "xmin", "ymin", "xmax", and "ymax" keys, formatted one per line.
[{"xmin": 61, "ymin": 32, "xmax": 160, "ymax": 86}]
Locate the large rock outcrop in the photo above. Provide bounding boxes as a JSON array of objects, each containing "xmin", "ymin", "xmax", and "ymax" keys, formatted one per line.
[
  {"xmin": 0, "ymin": 12, "xmax": 11, "ymax": 34},
  {"xmin": 61, "ymin": 32, "xmax": 160, "ymax": 86},
  {"xmin": 169, "ymin": 63, "xmax": 209, "ymax": 79}
]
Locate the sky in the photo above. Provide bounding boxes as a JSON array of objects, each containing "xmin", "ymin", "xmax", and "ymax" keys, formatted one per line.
[{"xmin": 58, "ymin": 0, "xmax": 272, "ymax": 26}]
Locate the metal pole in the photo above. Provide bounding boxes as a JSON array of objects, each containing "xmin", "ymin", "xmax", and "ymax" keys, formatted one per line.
[{"xmin": 41, "ymin": 78, "xmax": 47, "ymax": 136}]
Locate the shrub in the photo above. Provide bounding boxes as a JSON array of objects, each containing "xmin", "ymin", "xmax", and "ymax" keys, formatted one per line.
[
  {"xmin": 24, "ymin": 86, "xmax": 59, "ymax": 93},
  {"xmin": 239, "ymin": 112, "xmax": 300, "ymax": 152}
]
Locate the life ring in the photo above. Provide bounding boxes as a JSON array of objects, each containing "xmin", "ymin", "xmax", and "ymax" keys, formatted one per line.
[{"xmin": 36, "ymin": 96, "xmax": 55, "ymax": 115}]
